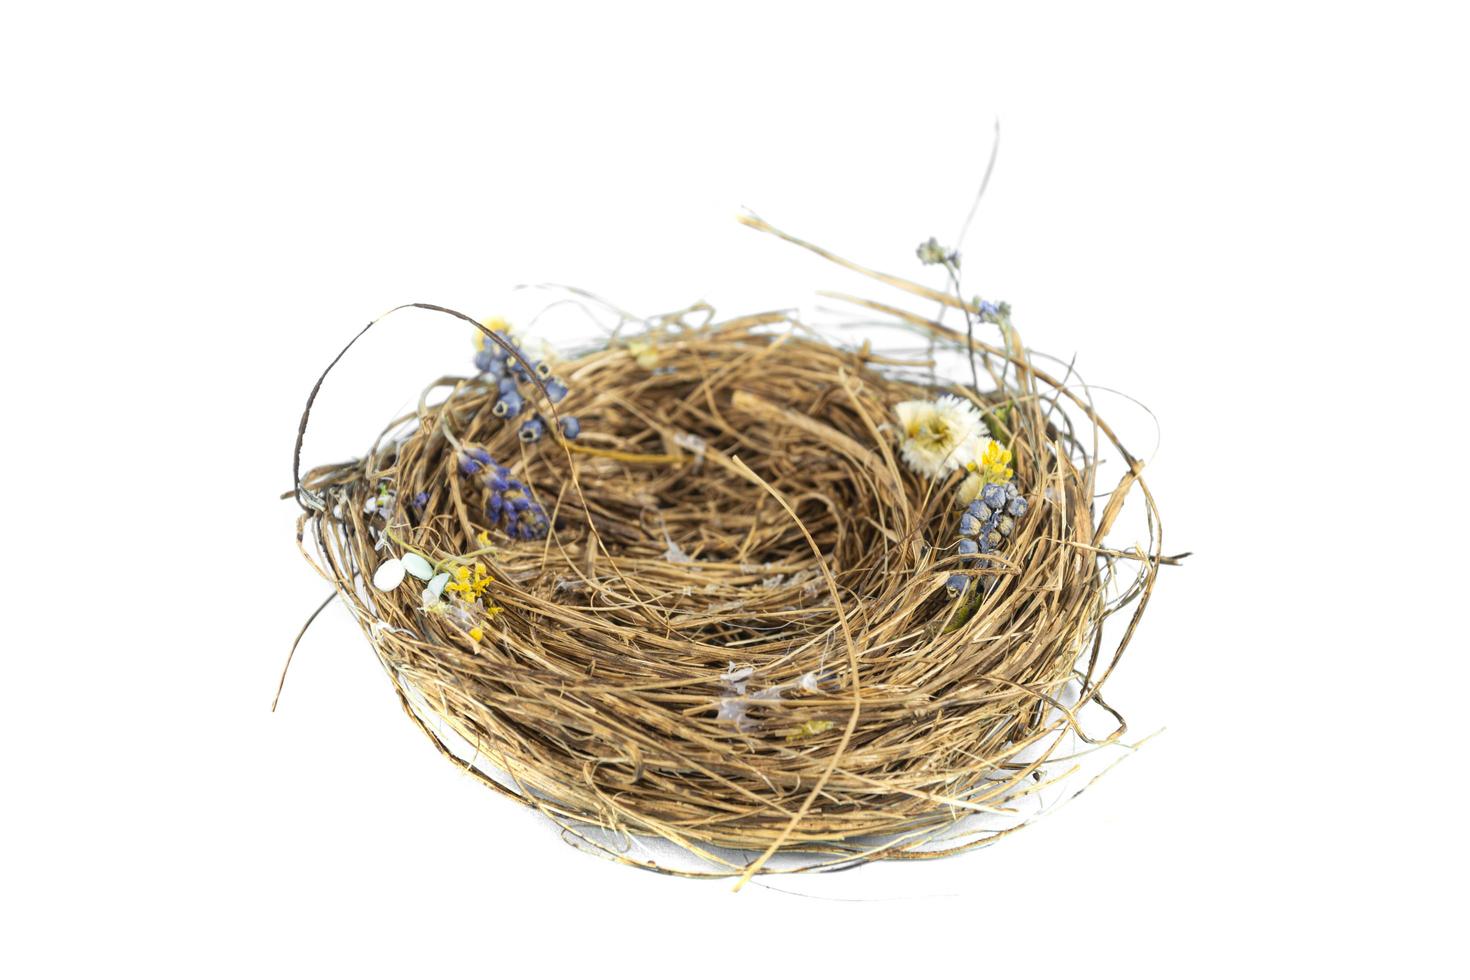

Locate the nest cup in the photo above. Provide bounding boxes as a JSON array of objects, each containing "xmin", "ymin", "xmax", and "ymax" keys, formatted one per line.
[{"xmin": 291, "ymin": 231, "xmax": 1167, "ymax": 884}]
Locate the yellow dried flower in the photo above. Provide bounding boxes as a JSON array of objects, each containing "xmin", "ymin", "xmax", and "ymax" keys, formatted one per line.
[
  {"xmin": 955, "ymin": 440, "xmax": 1013, "ymax": 505},
  {"xmin": 974, "ymin": 439, "xmax": 1013, "ymax": 484},
  {"xmin": 445, "ymin": 562, "xmax": 494, "ymax": 603}
]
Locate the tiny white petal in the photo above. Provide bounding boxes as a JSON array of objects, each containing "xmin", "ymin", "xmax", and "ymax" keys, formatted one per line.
[
  {"xmin": 402, "ymin": 553, "xmax": 434, "ymax": 581},
  {"xmin": 716, "ymin": 698, "xmax": 747, "ymax": 724},
  {"xmin": 662, "ymin": 532, "xmax": 692, "ymax": 563},
  {"xmin": 372, "ymin": 558, "xmax": 406, "ymax": 591},
  {"xmin": 720, "ymin": 664, "xmax": 753, "ymax": 694},
  {"xmin": 424, "ymin": 571, "xmax": 451, "ymax": 599}
]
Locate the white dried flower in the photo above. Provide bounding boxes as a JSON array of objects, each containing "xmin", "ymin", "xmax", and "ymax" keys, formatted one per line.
[
  {"xmin": 893, "ymin": 395, "xmax": 985, "ymax": 479},
  {"xmin": 720, "ymin": 664, "xmax": 753, "ymax": 695}
]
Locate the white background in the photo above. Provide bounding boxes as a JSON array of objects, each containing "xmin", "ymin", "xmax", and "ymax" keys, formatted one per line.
[{"xmin": 3, "ymin": 2, "xmax": 1466, "ymax": 976}]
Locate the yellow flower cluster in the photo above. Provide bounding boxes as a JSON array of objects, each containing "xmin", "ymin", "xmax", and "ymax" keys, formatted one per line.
[
  {"xmin": 974, "ymin": 439, "xmax": 1013, "ymax": 485},
  {"xmin": 956, "ymin": 439, "xmax": 1014, "ymax": 505},
  {"xmin": 446, "ymin": 563, "xmax": 504, "ymax": 617},
  {"xmin": 451, "ymin": 565, "xmax": 503, "ymax": 644},
  {"xmin": 427, "ymin": 561, "xmax": 503, "ymax": 644},
  {"xmin": 445, "ymin": 562, "xmax": 494, "ymax": 602}
]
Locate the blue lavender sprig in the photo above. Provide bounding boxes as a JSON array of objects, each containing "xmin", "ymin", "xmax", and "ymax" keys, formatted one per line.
[
  {"xmin": 948, "ymin": 481, "xmax": 1027, "ymax": 596},
  {"xmin": 459, "ymin": 448, "xmax": 492, "ymax": 475},
  {"xmin": 461, "ymin": 451, "xmax": 550, "ymax": 540},
  {"xmin": 472, "ymin": 338, "xmax": 578, "ymax": 442}
]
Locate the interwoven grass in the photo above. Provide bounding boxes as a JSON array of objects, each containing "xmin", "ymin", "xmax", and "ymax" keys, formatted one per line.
[{"xmin": 288, "ymin": 223, "xmax": 1169, "ymax": 885}]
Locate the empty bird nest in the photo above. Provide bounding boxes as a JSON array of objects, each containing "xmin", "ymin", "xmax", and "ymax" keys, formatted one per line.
[{"xmin": 285, "ymin": 217, "xmax": 1178, "ymax": 887}]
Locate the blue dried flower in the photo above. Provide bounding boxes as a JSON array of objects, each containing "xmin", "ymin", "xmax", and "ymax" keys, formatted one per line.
[
  {"xmin": 518, "ymin": 417, "xmax": 546, "ymax": 443},
  {"xmin": 498, "ymin": 375, "xmax": 519, "ymax": 394},
  {"xmin": 959, "ymin": 511, "xmax": 982, "ymax": 537},
  {"xmin": 945, "ymin": 573, "xmax": 969, "ymax": 598},
  {"xmin": 1007, "ymin": 496, "xmax": 1027, "ymax": 517},
  {"xmin": 412, "ymin": 491, "xmax": 429, "ymax": 508},
  {"xmin": 460, "ymin": 448, "xmax": 495, "ymax": 474},
  {"xmin": 503, "ymin": 495, "xmax": 549, "ymax": 540},
  {"xmin": 544, "ymin": 379, "xmax": 568, "ymax": 403},
  {"xmin": 462, "ymin": 449, "xmax": 551, "ymax": 541},
  {"xmin": 957, "ymin": 538, "xmax": 979, "ymax": 557},
  {"xmin": 982, "ymin": 483, "xmax": 1007, "ymax": 510},
  {"xmin": 559, "ymin": 415, "xmax": 580, "ymax": 439},
  {"xmin": 966, "ymin": 499, "xmax": 992, "ymax": 522},
  {"xmin": 533, "ymin": 360, "xmax": 553, "ymax": 380},
  {"xmin": 474, "ymin": 348, "xmax": 506, "ymax": 374},
  {"xmin": 493, "ymin": 390, "xmax": 523, "ymax": 418}
]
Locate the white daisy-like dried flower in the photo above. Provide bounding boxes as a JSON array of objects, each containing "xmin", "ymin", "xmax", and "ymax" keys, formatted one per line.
[{"xmin": 893, "ymin": 395, "xmax": 984, "ymax": 479}]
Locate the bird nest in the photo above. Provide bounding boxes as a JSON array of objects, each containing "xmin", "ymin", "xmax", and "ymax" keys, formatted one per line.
[{"xmin": 287, "ymin": 220, "xmax": 1173, "ymax": 886}]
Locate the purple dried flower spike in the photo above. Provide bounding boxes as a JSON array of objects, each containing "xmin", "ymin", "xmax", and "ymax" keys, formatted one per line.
[
  {"xmin": 470, "ymin": 451, "xmax": 549, "ymax": 541},
  {"xmin": 470, "ymin": 330, "xmax": 577, "ymax": 436}
]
